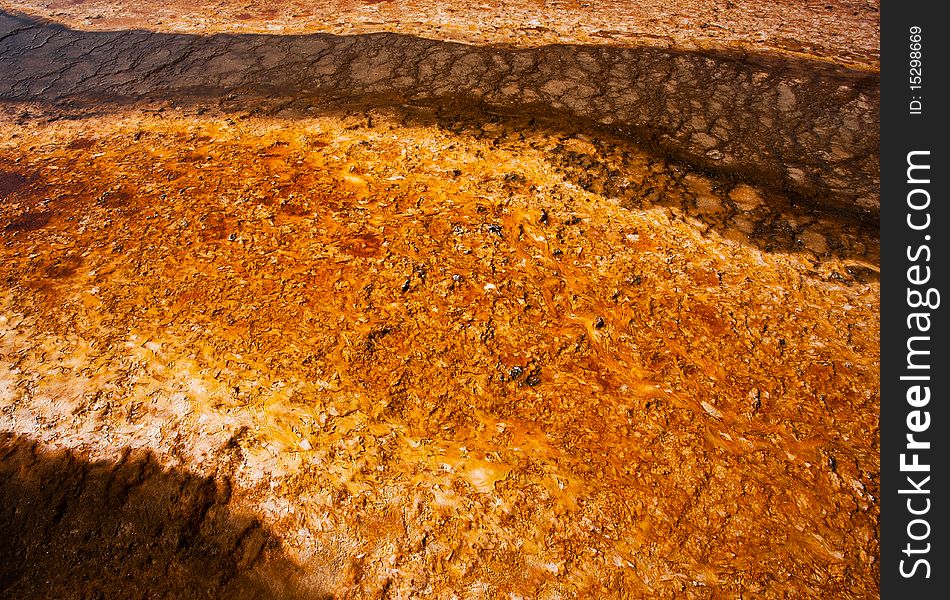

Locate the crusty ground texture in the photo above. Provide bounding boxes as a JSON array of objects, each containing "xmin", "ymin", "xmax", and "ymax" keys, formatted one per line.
[{"xmin": 1, "ymin": 2, "xmax": 878, "ymax": 599}]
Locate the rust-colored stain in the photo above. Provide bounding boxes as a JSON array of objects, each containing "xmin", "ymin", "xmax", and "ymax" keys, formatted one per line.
[
  {"xmin": 0, "ymin": 106, "xmax": 880, "ymax": 598},
  {"xmin": 0, "ymin": 2, "xmax": 879, "ymax": 598}
]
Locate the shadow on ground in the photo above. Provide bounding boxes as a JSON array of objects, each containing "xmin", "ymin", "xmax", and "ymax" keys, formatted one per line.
[
  {"xmin": 0, "ymin": 432, "xmax": 320, "ymax": 599},
  {"xmin": 0, "ymin": 9, "xmax": 879, "ymax": 221}
]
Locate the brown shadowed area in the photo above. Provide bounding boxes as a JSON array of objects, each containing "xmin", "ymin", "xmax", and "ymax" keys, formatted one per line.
[
  {"xmin": 0, "ymin": 0, "xmax": 880, "ymax": 69},
  {"xmin": 0, "ymin": 170, "xmax": 30, "ymax": 196},
  {"xmin": 0, "ymin": 9, "xmax": 879, "ymax": 219},
  {"xmin": 0, "ymin": 433, "xmax": 319, "ymax": 599}
]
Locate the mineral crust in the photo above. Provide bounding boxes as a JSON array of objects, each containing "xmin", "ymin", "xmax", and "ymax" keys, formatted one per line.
[{"xmin": 0, "ymin": 2, "xmax": 879, "ymax": 598}]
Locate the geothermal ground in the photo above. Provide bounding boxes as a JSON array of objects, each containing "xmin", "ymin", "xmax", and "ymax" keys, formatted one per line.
[{"xmin": 1, "ymin": 2, "xmax": 879, "ymax": 599}]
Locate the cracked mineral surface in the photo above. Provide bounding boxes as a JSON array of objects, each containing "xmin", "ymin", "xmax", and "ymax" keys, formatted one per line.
[{"xmin": 1, "ymin": 2, "xmax": 879, "ymax": 599}]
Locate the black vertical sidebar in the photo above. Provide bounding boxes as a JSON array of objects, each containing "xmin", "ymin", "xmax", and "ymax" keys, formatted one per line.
[{"xmin": 881, "ymin": 1, "xmax": 949, "ymax": 597}]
